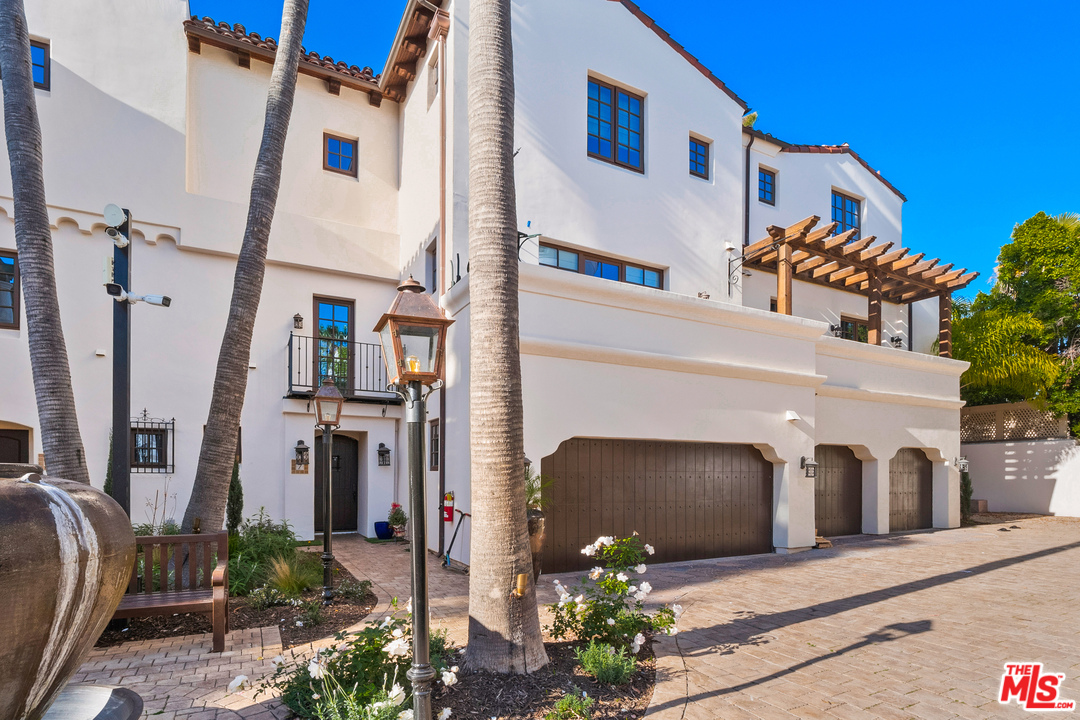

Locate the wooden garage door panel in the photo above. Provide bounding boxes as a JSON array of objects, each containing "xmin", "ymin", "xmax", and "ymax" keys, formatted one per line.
[
  {"xmin": 889, "ymin": 448, "xmax": 933, "ymax": 532},
  {"xmin": 541, "ymin": 439, "xmax": 773, "ymax": 573},
  {"xmin": 815, "ymin": 445, "xmax": 863, "ymax": 537}
]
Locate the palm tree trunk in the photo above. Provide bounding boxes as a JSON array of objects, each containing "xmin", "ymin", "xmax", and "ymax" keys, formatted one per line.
[
  {"xmin": 181, "ymin": 0, "xmax": 308, "ymax": 533},
  {"xmin": 0, "ymin": 0, "xmax": 90, "ymax": 483},
  {"xmin": 465, "ymin": 0, "xmax": 548, "ymax": 673}
]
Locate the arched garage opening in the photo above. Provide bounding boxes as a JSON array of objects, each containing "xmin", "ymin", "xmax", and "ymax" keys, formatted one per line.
[
  {"xmin": 889, "ymin": 448, "xmax": 933, "ymax": 531},
  {"xmin": 814, "ymin": 445, "xmax": 863, "ymax": 537},
  {"xmin": 540, "ymin": 438, "xmax": 773, "ymax": 573}
]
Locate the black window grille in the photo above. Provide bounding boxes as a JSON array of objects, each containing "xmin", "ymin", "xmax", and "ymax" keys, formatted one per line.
[{"xmin": 131, "ymin": 412, "xmax": 175, "ymax": 473}]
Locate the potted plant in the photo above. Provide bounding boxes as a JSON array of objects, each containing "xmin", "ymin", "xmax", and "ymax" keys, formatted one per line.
[
  {"xmin": 525, "ymin": 463, "xmax": 553, "ymax": 580},
  {"xmin": 388, "ymin": 502, "xmax": 408, "ymax": 539}
]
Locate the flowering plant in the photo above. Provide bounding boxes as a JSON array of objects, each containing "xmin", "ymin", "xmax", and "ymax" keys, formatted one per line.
[
  {"xmin": 387, "ymin": 503, "xmax": 408, "ymax": 527},
  {"xmin": 547, "ymin": 534, "xmax": 677, "ymax": 648},
  {"xmin": 259, "ymin": 598, "xmax": 454, "ymax": 718}
]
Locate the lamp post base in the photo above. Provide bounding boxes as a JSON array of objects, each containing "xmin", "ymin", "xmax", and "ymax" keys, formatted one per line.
[{"xmin": 406, "ymin": 664, "xmax": 437, "ymax": 720}]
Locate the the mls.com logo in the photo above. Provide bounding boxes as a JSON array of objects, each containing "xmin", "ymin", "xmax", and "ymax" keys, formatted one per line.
[{"xmin": 999, "ymin": 663, "xmax": 1076, "ymax": 711}]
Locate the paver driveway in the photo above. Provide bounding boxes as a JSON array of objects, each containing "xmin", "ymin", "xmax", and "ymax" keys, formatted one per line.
[{"xmin": 640, "ymin": 517, "xmax": 1080, "ymax": 720}]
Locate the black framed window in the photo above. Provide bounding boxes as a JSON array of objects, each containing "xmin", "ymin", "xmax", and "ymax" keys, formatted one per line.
[
  {"xmin": 430, "ymin": 420, "xmax": 440, "ymax": 471},
  {"xmin": 539, "ymin": 242, "xmax": 663, "ymax": 289},
  {"xmin": 323, "ymin": 133, "xmax": 357, "ymax": 177},
  {"xmin": 588, "ymin": 78, "xmax": 643, "ymax": 172},
  {"xmin": 0, "ymin": 250, "xmax": 18, "ymax": 329},
  {"xmin": 759, "ymin": 168, "xmax": 775, "ymax": 205},
  {"xmin": 130, "ymin": 414, "xmax": 174, "ymax": 473},
  {"xmin": 31, "ymin": 41, "xmax": 49, "ymax": 90},
  {"xmin": 841, "ymin": 316, "xmax": 869, "ymax": 343},
  {"xmin": 689, "ymin": 138, "xmax": 709, "ymax": 179},
  {"xmin": 832, "ymin": 191, "xmax": 860, "ymax": 238}
]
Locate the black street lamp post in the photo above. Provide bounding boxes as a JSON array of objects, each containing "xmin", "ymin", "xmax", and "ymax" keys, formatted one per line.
[
  {"xmin": 313, "ymin": 379, "xmax": 344, "ymax": 604},
  {"xmin": 374, "ymin": 276, "xmax": 454, "ymax": 720}
]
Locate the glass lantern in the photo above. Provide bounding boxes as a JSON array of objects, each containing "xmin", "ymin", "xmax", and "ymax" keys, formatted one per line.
[{"xmin": 373, "ymin": 276, "xmax": 455, "ymax": 386}]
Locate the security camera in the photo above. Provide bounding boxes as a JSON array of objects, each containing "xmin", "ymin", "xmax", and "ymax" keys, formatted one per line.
[
  {"xmin": 142, "ymin": 294, "xmax": 171, "ymax": 308},
  {"xmin": 105, "ymin": 282, "xmax": 123, "ymax": 297},
  {"xmin": 105, "ymin": 226, "xmax": 129, "ymax": 249}
]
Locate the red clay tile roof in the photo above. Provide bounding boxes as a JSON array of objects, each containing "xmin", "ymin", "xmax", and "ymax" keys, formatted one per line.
[
  {"xmin": 184, "ymin": 17, "xmax": 381, "ymax": 91},
  {"xmin": 744, "ymin": 127, "xmax": 907, "ymax": 202},
  {"xmin": 610, "ymin": 0, "xmax": 748, "ymax": 110}
]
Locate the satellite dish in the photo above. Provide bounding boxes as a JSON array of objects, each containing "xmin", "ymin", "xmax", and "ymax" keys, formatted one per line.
[{"xmin": 103, "ymin": 204, "xmax": 126, "ymax": 228}]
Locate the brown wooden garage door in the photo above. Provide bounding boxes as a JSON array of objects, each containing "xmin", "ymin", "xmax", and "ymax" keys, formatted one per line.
[
  {"xmin": 540, "ymin": 439, "xmax": 773, "ymax": 573},
  {"xmin": 889, "ymin": 448, "xmax": 933, "ymax": 531},
  {"xmin": 814, "ymin": 445, "xmax": 862, "ymax": 537}
]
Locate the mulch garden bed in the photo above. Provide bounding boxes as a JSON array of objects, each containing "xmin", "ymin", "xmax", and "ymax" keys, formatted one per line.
[
  {"xmin": 95, "ymin": 560, "xmax": 377, "ymax": 650},
  {"xmin": 434, "ymin": 640, "xmax": 656, "ymax": 719}
]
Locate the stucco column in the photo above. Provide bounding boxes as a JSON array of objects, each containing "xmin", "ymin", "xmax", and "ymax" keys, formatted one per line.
[
  {"xmin": 773, "ymin": 459, "xmax": 815, "ymax": 552},
  {"xmin": 933, "ymin": 460, "xmax": 959, "ymax": 528},
  {"xmin": 862, "ymin": 458, "xmax": 890, "ymax": 534}
]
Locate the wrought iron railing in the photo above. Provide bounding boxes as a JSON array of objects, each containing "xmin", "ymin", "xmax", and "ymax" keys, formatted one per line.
[{"xmin": 287, "ymin": 333, "xmax": 396, "ymax": 400}]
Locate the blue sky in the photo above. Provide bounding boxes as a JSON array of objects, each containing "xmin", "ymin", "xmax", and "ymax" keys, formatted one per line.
[{"xmin": 190, "ymin": 0, "xmax": 1080, "ymax": 296}]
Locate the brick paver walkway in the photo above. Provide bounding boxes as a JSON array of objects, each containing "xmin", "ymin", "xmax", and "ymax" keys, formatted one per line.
[
  {"xmin": 72, "ymin": 518, "xmax": 1080, "ymax": 719},
  {"xmin": 644, "ymin": 517, "xmax": 1080, "ymax": 720}
]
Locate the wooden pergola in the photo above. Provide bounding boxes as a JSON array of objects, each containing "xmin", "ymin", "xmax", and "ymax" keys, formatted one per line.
[{"xmin": 742, "ymin": 216, "xmax": 978, "ymax": 357}]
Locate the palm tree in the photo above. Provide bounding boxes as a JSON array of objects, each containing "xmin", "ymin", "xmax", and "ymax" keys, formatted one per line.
[
  {"xmin": 464, "ymin": 0, "xmax": 548, "ymax": 673},
  {"xmin": 181, "ymin": 0, "xmax": 309, "ymax": 533},
  {"xmin": 0, "ymin": 0, "xmax": 89, "ymax": 483},
  {"xmin": 952, "ymin": 296, "xmax": 1060, "ymax": 402}
]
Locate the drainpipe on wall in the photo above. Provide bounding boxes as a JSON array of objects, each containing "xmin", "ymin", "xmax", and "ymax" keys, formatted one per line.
[
  {"xmin": 908, "ymin": 302, "xmax": 914, "ymax": 351},
  {"xmin": 427, "ymin": 5, "xmax": 451, "ymax": 554},
  {"xmin": 743, "ymin": 132, "xmax": 755, "ymax": 247}
]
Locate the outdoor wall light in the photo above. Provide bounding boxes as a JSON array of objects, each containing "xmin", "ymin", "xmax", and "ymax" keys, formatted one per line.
[
  {"xmin": 829, "ymin": 324, "xmax": 843, "ymax": 338},
  {"xmin": 890, "ymin": 336, "xmax": 904, "ymax": 348},
  {"xmin": 293, "ymin": 313, "xmax": 304, "ymax": 330},
  {"xmin": 378, "ymin": 443, "xmax": 391, "ymax": 467},
  {"xmin": 956, "ymin": 456, "xmax": 970, "ymax": 473},
  {"xmin": 801, "ymin": 456, "xmax": 819, "ymax": 478},
  {"xmin": 294, "ymin": 439, "xmax": 310, "ymax": 467}
]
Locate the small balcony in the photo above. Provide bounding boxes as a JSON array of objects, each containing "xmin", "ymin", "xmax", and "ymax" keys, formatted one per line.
[{"xmin": 286, "ymin": 333, "xmax": 398, "ymax": 401}]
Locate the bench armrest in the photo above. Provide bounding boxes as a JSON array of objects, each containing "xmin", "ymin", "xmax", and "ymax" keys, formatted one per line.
[{"xmin": 212, "ymin": 559, "xmax": 228, "ymax": 591}]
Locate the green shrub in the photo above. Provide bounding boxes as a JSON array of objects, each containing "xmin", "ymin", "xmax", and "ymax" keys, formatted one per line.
[
  {"xmin": 302, "ymin": 599, "xmax": 324, "ymax": 626},
  {"xmin": 228, "ymin": 508, "xmax": 300, "ymax": 595},
  {"xmin": 248, "ymin": 586, "xmax": 294, "ymax": 611},
  {"xmin": 546, "ymin": 689, "xmax": 593, "ymax": 720},
  {"xmin": 268, "ymin": 553, "xmax": 322, "ymax": 596},
  {"xmin": 336, "ymin": 578, "xmax": 373, "ymax": 601},
  {"xmin": 575, "ymin": 640, "xmax": 635, "ymax": 685},
  {"xmin": 547, "ymin": 534, "xmax": 678, "ymax": 648},
  {"xmin": 387, "ymin": 502, "xmax": 407, "ymax": 527},
  {"xmin": 313, "ymin": 677, "xmax": 406, "ymax": 720},
  {"xmin": 227, "ymin": 459, "xmax": 244, "ymax": 535},
  {"xmin": 259, "ymin": 599, "xmax": 455, "ymax": 718}
]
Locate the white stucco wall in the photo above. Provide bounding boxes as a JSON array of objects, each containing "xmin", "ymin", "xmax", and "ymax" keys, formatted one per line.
[{"xmin": 963, "ymin": 439, "xmax": 1080, "ymax": 517}]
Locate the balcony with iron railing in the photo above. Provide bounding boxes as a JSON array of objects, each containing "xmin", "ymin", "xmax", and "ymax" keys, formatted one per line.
[{"xmin": 286, "ymin": 333, "xmax": 398, "ymax": 401}]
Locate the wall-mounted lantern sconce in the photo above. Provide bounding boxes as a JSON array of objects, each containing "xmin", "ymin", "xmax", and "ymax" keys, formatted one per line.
[
  {"xmin": 829, "ymin": 324, "xmax": 843, "ymax": 338},
  {"xmin": 293, "ymin": 313, "xmax": 304, "ymax": 330},
  {"xmin": 955, "ymin": 456, "xmax": 970, "ymax": 473},
  {"xmin": 294, "ymin": 439, "xmax": 310, "ymax": 467},
  {"xmin": 378, "ymin": 442, "xmax": 391, "ymax": 467},
  {"xmin": 800, "ymin": 456, "xmax": 818, "ymax": 478},
  {"xmin": 890, "ymin": 336, "xmax": 904, "ymax": 348}
]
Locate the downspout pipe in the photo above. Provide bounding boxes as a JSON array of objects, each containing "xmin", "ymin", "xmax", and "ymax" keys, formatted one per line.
[{"xmin": 743, "ymin": 131, "xmax": 755, "ymax": 247}]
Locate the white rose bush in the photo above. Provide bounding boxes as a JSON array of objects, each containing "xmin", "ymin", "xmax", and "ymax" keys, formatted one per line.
[
  {"xmin": 259, "ymin": 597, "xmax": 455, "ymax": 719},
  {"xmin": 548, "ymin": 534, "xmax": 677, "ymax": 649}
]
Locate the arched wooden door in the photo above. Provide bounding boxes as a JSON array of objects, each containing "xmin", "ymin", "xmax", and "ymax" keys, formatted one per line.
[
  {"xmin": 814, "ymin": 445, "xmax": 863, "ymax": 537},
  {"xmin": 0, "ymin": 429, "xmax": 29, "ymax": 464},
  {"xmin": 314, "ymin": 434, "xmax": 359, "ymax": 533},
  {"xmin": 889, "ymin": 448, "xmax": 933, "ymax": 531},
  {"xmin": 541, "ymin": 439, "xmax": 774, "ymax": 573}
]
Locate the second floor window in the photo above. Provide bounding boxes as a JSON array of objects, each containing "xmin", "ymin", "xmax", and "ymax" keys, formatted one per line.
[
  {"xmin": 840, "ymin": 316, "xmax": 868, "ymax": 343},
  {"xmin": 130, "ymin": 414, "xmax": 175, "ymax": 473},
  {"xmin": 587, "ymin": 78, "xmax": 643, "ymax": 172},
  {"xmin": 832, "ymin": 191, "xmax": 860, "ymax": 238},
  {"xmin": 0, "ymin": 250, "xmax": 18, "ymax": 329},
  {"xmin": 689, "ymin": 137, "xmax": 709, "ymax": 179},
  {"xmin": 324, "ymin": 133, "xmax": 357, "ymax": 177},
  {"xmin": 539, "ymin": 242, "xmax": 662, "ymax": 289},
  {"xmin": 430, "ymin": 420, "xmax": 440, "ymax": 471},
  {"xmin": 316, "ymin": 297, "xmax": 353, "ymax": 392},
  {"xmin": 759, "ymin": 168, "xmax": 775, "ymax": 205},
  {"xmin": 31, "ymin": 41, "xmax": 49, "ymax": 90}
]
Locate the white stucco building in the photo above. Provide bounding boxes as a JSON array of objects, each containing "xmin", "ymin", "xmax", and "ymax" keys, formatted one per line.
[{"xmin": 0, "ymin": 0, "xmax": 978, "ymax": 569}]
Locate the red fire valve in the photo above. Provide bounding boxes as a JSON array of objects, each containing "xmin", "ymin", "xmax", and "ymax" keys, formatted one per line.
[{"xmin": 443, "ymin": 491, "xmax": 454, "ymax": 522}]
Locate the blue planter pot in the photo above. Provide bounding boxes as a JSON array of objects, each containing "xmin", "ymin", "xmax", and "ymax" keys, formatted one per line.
[{"xmin": 374, "ymin": 521, "xmax": 393, "ymax": 540}]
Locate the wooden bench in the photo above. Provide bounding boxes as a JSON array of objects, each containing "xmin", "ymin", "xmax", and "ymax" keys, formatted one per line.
[{"xmin": 113, "ymin": 532, "xmax": 230, "ymax": 652}]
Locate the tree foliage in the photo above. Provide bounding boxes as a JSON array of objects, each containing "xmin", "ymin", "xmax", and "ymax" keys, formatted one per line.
[{"xmin": 954, "ymin": 212, "xmax": 1080, "ymax": 430}]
